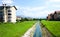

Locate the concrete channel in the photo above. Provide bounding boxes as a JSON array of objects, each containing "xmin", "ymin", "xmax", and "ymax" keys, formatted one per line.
[
  {"xmin": 33, "ymin": 21, "xmax": 42, "ymax": 37},
  {"xmin": 22, "ymin": 21, "xmax": 42, "ymax": 37}
]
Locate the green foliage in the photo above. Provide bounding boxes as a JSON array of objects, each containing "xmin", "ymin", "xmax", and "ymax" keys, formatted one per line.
[
  {"xmin": 0, "ymin": 21, "xmax": 36, "ymax": 37},
  {"xmin": 41, "ymin": 20, "xmax": 60, "ymax": 37}
]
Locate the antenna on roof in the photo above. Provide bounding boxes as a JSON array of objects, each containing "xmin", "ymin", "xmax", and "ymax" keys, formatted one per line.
[{"xmin": 2, "ymin": 4, "xmax": 6, "ymax": 6}]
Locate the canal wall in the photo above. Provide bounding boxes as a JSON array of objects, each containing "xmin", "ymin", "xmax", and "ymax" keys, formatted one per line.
[
  {"xmin": 22, "ymin": 23, "xmax": 36, "ymax": 37},
  {"xmin": 22, "ymin": 21, "xmax": 53, "ymax": 37},
  {"xmin": 41, "ymin": 22, "xmax": 54, "ymax": 37}
]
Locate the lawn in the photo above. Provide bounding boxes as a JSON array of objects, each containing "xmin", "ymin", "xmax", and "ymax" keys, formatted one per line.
[
  {"xmin": 0, "ymin": 21, "xmax": 36, "ymax": 37},
  {"xmin": 41, "ymin": 20, "xmax": 60, "ymax": 37}
]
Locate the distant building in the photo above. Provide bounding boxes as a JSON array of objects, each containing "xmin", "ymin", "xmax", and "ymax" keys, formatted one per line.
[
  {"xmin": 16, "ymin": 16, "xmax": 21, "ymax": 21},
  {"xmin": 47, "ymin": 11, "xmax": 60, "ymax": 21},
  {"xmin": 0, "ymin": 4, "xmax": 17, "ymax": 23}
]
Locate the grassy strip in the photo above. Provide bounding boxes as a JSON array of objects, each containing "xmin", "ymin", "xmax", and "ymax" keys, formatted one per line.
[
  {"xmin": 41, "ymin": 20, "xmax": 60, "ymax": 37},
  {"xmin": 0, "ymin": 21, "xmax": 36, "ymax": 37}
]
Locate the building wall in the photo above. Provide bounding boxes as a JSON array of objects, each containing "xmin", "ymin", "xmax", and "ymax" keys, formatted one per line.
[
  {"xmin": 3, "ymin": 6, "xmax": 8, "ymax": 22},
  {"xmin": 0, "ymin": 6, "xmax": 17, "ymax": 23},
  {"xmin": 0, "ymin": 11, "xmax": 4, "ymax": 22},
  {"xmin": 10, "ymin": 7, "xmax": 16, "ymax": 23},
  {"xmin": 7, "ymin": 8, "xmax": 11, "ymax": 22}
]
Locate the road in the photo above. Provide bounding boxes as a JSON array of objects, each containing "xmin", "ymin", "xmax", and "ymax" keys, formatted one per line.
[{"xmin": 33, "ymin": 21, "xmax": 42, "ymax": 37}]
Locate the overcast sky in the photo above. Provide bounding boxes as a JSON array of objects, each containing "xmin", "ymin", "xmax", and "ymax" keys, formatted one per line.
[{"xmin": 0, "ymin": 0, "xmax": 60, "ymax": 18}]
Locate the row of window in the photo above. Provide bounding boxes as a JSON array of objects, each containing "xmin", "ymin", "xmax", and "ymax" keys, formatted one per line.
[
  {"xmin": 0, "ymin": 10, "xmax": 12, "ymax": 22},
  {"xmin": 8, "ymin": 10, "xmax": 11, "ymax": 22},
  {"xmin": 7, "ymin": 9, "xmax": 11, "ymax": 15},
  {"xmin": 0, "ymin": 15, "xmax": 11, "ymax": 19}
]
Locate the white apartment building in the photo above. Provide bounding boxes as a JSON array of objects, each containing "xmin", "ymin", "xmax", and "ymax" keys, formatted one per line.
[{"xmin": 0, "ymin": 4, "xmax": 17, "ymax": 23}]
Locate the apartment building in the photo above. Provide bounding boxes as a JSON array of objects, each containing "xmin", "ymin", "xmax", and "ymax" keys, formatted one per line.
[{"xmin": 0, "ymin": 4, "xmax": 17, "ymax": 23}]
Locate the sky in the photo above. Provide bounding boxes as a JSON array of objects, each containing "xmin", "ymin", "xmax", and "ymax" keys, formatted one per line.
[{"xmin": 0, "ymin": 0, "xmax": 60, "ymax": 18}]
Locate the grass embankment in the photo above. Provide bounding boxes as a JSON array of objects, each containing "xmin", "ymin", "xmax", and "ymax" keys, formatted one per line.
[
  {"xmin": 0, "ymin": 21, "xmax": 36, "ymax": 37},
  {"xmin": 41, "ymin": 20, "xmax": 60, "ymax": 37}
]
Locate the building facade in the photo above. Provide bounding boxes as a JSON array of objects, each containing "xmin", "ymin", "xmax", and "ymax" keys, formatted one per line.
[
  {"xmin": 47, "ymin": 11, "xmax": 60, "ymax": 21},
  {"xmin": 0, "ymin": 4, "xmax": 17, "ymax": 23}
]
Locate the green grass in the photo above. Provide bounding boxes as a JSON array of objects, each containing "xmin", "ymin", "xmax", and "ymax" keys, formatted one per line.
[
  {"xmin": 41, "ymin": 20, "xmax": 60, "ymax": 37},
  {"xmin": 0, "ymin": 21, "xmax": 36, "ymax": 37}
]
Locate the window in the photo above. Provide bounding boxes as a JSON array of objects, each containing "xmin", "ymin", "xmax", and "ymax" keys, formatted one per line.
[
  {"xmin": 8, "ymin": 20, "xmax": 11, "ymax": 22},
  {"xmin": 8, "ymin": 13, "xmax": 11, "ymax": 15},
  {"xmin": 8, "ymin": 16, "xmax": 11, "ymax": 18},
  {"xmin": 8, "ymin": 10, "xmax": 11, "ymax": 12},
  {"xmin": 0, "ymin": 12, "xmax": 3, "ymax": 15}
]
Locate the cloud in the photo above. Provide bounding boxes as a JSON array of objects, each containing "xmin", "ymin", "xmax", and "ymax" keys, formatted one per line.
[
  {"xmin": 52, "ymin": 4, "xmax": 60, "ymax": 8},
  {"xmin": 16, "ymin": 6, "xmax": 49, "ymax": 18},
  {"xmin": 2, "ymin": 0, "xmax": 14, "ymax": 4},
  {"xmin": 16, "ymin": 0, "xmax": 60, "ymax": 18},
  {"xmin": 49, "ymin": 0, "xmax": 60, "ymax": 2},
  {"xmin": 45, "ymin": 0, "xmax": 60, "ymax": 11},
  {"xmin": 45, "ymin": 0, "xmax": 60, "ymax": 6},
  {"xmin": 16, "ymin": 4, "xmax": 57, "ymax": 18}
]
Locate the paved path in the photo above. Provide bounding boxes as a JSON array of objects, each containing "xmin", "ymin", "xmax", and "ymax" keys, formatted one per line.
[{"xmin": 33, "ymin": 22, "xmax": 42, "ymax": 37}]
